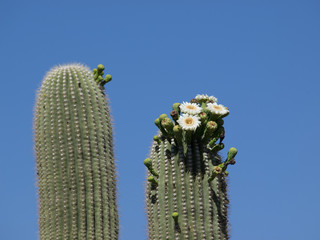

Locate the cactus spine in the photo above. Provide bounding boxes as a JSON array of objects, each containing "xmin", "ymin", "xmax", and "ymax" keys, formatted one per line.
[
  {"xmin": 34, "ymin": 64, "xmax": 118, "ymax": 240},
  {"xmin": 145, "ymin": 95, "xmax": 238, "ymax": 240}
]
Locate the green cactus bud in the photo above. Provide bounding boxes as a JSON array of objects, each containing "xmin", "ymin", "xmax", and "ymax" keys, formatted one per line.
[
  {"xmin": 104, "ymin": 74, "xmax": 112, "ymax": 84},
  {"xmin": 207, "ymin": 121, "xmax": 218, "ymax": 131},
  {"xmin": 170, "ymin": 110, "xmax": 179, "ymax": 121},
  {"xmin": 202, "ymin": 121, "xmax": 218, "ymax": 142},
  {"xmin": 172, "ymin": 212, "xmax": 179, "ymax": 223},
  {"xmin": 144, "ymin": 158, "xmax": 159, "ymax": 177},
  {"xmin": 97, "ymin": 64, "xmax": 105, "ymax": 72},
  {"xmin": 215, "ymin": 147, "xmax": 238, "ymax": 174},
  {"xmin": 161, "ymin": 117, "xmax": 174, "ymax": 127},
  {"xmin": 161, "ymin": 117, "xmax": 174, "ymax": 135},
  {"xmin": 199, "ymin": 112, "xmax": 207, "ymax": 123},
  {"xmin": 227, "ymin": 147, "xmax": 238, "ymax": 162},
  {"xmin": 172, "ymin": 212, "xmax": 179, "ymax": 219},
  {"xmin": 144, "ymin": 158, "xmax": 153, "ymax": 168},
  {"xmin": 172, "ymin": 103, "xmax": 181, "ymax": 114},
  {"xmin": 154, "ymin": 118, "xmax": 167, "ymax": 136},
  {"xmin": 97, "ymin": 75, "xmax": 103, "ymax": 83},
  {"xmin": 148, "ymin": 176, "xmax": 158, "ymax": 185},
  {"xmin": 173, "ymin": 125, "xmax": 183, "ymax": 144},
  {"xmin": 153, "ymin": 135, "xmax": 161, "ymax": 144},
  {"xmin": 159, "ymin": 113, "xmax": 168, "ymax": 121},
  {"xmin": 154, "ymin": 118, "xmax": 161, "ymax": 128}
]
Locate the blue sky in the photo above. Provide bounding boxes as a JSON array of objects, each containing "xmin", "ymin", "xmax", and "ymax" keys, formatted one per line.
[{"xmin": 1, "ymin": 1, "xmax": 320, "ymax": 239}]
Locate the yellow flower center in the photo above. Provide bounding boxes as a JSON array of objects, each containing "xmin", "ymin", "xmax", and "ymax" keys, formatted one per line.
[
  {"xmin": 185, "ymin": 117, "xmax": 194, "ymax": 125},
  {"xmin": 186, "ymin": 105, "xmax": 196, "ymax": 110},
  {"xmin": 213, "ymin": 105, "xmax": 223, "ymax": 111}
]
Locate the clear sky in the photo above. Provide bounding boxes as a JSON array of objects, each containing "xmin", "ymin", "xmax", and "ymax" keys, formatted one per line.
[{"xmin": 1, "ymin": 1, "xmax": 320, "ymax": 239}]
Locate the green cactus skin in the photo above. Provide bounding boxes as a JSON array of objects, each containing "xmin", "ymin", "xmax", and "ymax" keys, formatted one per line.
[
  {"xmin": 145, "ymin": 95, "xmax": 237, "ymax": 240},
  {"xmin": 34, "ymin": 64, "xmax": 118, "ymax": 240}
]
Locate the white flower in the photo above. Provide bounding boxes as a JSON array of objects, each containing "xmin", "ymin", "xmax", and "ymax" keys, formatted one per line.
[
  {"xmin": 179, "ymin": 102, "xmax": 202, "ymax": 115},
  {"xmin": 195, "ymin": 94, "xmax": 207, "ymax": 100},
  {"xmin": 207, "ymin": 102, "xmax": 229, "ymax": 115},
  {"xmin": 195, "ymin": 94, "xmax": 218, "ymax": 103},
  {"xmin": 208, "ymin": 95, "xmax": 218, "ymax": 102},
  {"xmin": 177, "ymin": 114, "xmax": 201, "ymax": 131}
]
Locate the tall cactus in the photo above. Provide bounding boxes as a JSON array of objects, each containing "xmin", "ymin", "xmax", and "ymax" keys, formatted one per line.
[
  {"xmin": 145, "ymin": 94, "xmax": 238, "ymax": 240},
  {"xmin": 34, "ymin": 63, "xmax": 118, "ymax": 240}
]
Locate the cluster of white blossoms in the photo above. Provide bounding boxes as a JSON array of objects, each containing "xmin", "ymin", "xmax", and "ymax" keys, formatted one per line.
[
  {"xmin": 176, "ymin": 94, "xmax": 229, "ymax": 131},
  {"xmin": 195, "ymin": 94, "xmax": 218, "ymax": 103}
]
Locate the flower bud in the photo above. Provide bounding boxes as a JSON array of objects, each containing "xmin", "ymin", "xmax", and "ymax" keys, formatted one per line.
[
  {"xmin": 170, "ymin": 110, "xmax": 179, "ymax": 121},
  {"xmin": 172, "ymin": 103, "xmax": 181, "ymax": 114}
]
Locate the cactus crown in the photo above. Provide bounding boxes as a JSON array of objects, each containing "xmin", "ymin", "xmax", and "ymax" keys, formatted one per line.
[{"xmin": 154, "ymin": 94, "xmax": 230, "ymax": 156}]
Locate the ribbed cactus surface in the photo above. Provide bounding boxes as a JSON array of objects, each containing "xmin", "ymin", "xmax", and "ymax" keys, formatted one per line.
[
  {"xmin": 34, "ymin": 64, "xmax": 118, "ymax": 240},
  {"xmin": 145, "ymin": 95, "xmax": 237, "ymax": 240}
]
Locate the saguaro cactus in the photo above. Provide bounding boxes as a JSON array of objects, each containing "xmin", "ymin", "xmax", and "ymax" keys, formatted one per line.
[
  {"xmin": 34, "ymin": 64, "xmax": 118, "ymax": 240},
  {"xmin": 145, "ymin": 94, "xmax": 238, "ymax": 240}
]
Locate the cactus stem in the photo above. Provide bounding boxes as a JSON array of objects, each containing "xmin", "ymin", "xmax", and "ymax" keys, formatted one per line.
[
  {"xmin": 35, "ymin": 64, "xmax": 118, "ymax": 240},
  {"xmin": 146, "ymin": 95, "xmax": 236, "ymax": 240}
]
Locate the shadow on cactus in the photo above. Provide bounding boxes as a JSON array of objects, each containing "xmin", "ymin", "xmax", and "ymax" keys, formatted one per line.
[
  {"xmin": 34, "ymin": 63, "xmax": 118, "ymax": 240},
  {"xmin": 145, "ymin": 94, "xmax": 238, "ymax": 240}
]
